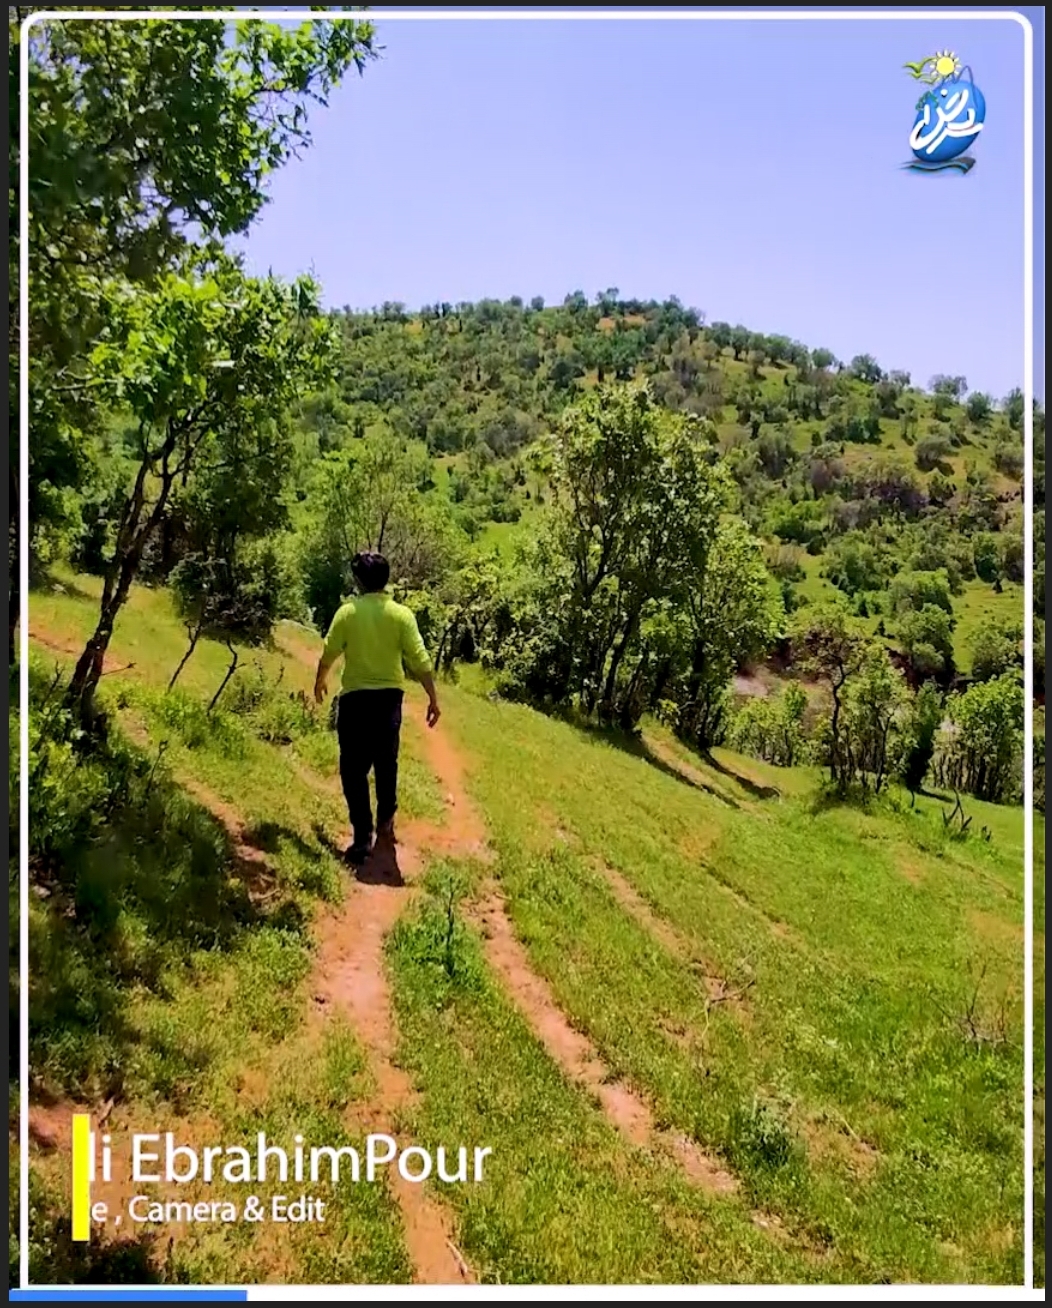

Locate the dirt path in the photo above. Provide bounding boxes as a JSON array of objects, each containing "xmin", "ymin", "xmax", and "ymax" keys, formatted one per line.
[
  {"xmin": 28, "ymin": 625, "xmax": 131, "ymax": 677},
  {"xmin": 307, "ymin": 832, "xmax": 472, "ymax": 1286},
  {"xmin": 171, "ymin": 760, "xmax": 473, "ymax": 1285}
]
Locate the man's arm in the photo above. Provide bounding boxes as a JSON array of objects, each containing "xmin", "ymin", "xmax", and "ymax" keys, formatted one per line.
[
  {"xmin": 314, "ymin": 652, "xmax": 336, "ymax": 706},
  {"xmin": 402, "ymin": 612, "xmax": 440, "ymax": 727},
  {"xmin": 419, "ymin": 670, "xmax": 441, "ymax": 727},
  {"xmin": 315, "ymin": 610, "xmax": 344, "ymax": 705}
]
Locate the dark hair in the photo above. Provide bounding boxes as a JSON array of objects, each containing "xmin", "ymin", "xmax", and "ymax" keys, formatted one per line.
[{"xmin": 351, "ymin": 551, "xmax": 390, "ymax": 593}]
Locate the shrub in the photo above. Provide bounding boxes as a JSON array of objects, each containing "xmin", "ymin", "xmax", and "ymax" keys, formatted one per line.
[
  {"xmin": 728, "ymin": 684, "xmax": 810, "ymax": 767},
  {"xmin": 934, "ymin": 674, "xmax": 1024, "ymax": 804},
  {"xmin": 915, "ymin": 433, "xmax": 952, "ymax": 473},
  {"xmin": 969, "ymin": 619, "xmax": 1024, "ymax": 683},
  {"xmin": 218, "ymin": 664, "xmax": 319, "ymax": 744}
]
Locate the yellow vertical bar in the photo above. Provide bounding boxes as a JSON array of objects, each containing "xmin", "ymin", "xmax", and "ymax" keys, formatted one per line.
[{"xmin": 71, "ymin": 1114, "xmax": 91, "ymax": 1241}]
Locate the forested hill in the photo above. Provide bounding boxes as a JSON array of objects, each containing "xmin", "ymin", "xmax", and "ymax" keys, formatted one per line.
[
  {"xmin": 288, "ymin": 294, "xmax": 1042, "ymax": 686},
  {"xmin": 320, "ymin": 293, "xmax": 1037, "ymax": 466}
]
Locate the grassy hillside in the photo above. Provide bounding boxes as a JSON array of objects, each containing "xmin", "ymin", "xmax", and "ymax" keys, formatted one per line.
[{"xmin": 17, "ymin": 573, "xmax": 1041, "ymax": 1286}]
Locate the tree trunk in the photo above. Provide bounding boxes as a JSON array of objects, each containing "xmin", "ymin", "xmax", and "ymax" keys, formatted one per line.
[
  {"xmin": 208, "ymin": 640, "xmax": 241, "ymax": 714},
  {"xmin": 600, "ymin": 611, "xmax": 640, "ymax": 714},
  {"xmin": 648, "ymin": 656, "xmax": 674, "ymax": 709},
  {"xmin": 9, "ymin": 460, "xmax": 18, "ymax": 666},
  {"xmin": 168, "ymin": 623, "xmax": 203, "ymax": 692},
  {"xmin": 68, "ymin": 420, "xmax": 185, "ymax": 709}
]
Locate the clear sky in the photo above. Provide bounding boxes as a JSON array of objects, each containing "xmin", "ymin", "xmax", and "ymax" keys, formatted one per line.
[{"xmin": 235, "ymin": 9, "xmax": 1043, "ymax": 401}]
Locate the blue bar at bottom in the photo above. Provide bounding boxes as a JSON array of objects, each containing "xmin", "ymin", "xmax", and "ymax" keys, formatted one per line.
[{"xmin": 11, "ymin": 1293, "xmax": 247, "ymax": 1302}]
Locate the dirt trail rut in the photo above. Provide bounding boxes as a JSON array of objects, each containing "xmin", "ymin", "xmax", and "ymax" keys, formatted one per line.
[
  {"xmin": 409, "ymin": 720, "xmax": 739, "ymax": 1197},
  {"xmin": 303, "ymin": 770, "xmax": 472, "ymax": 1280}
]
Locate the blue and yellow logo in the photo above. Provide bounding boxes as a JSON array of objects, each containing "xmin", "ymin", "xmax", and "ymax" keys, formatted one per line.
[{"xmin": 904, "ymin": 50, "xmax": 985, "ymax": 174}]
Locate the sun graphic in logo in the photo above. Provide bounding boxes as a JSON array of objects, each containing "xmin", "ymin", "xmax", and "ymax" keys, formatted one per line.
[{"xmin": 933, "ymin": 50, "xmax": 961, "ymax": 79}]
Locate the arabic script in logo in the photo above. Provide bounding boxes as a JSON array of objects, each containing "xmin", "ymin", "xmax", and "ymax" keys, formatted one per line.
[{"xmin": 903, "ymin": 50, "xmax": 985, "ymax": 173}]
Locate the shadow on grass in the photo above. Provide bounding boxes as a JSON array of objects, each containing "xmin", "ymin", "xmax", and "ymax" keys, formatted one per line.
[
  {"xmin": 694, "ymin": 749, "xmax": 781, "ymax": 801},
  {"xmin": 242, "ymin": 818, "xmax": 319, "ymax": 863},
  {"xmin": 27, "ymin": 569, "xmax": 99, "ymax": 605},
  {"xmin": 25, "ymin": 1215, "xmax": 165, "ymax": 1286},
  {"xmin": 26, "ymin": 714, "xmax": 307, "ymax": 1102},
  {"xmin": 551, "ymin": 710, "xmax": 746, "ymax": 809}
]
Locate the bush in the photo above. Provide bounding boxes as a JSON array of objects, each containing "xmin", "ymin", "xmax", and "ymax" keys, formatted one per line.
[
  {"xmin": 915, "ymin": 433, "xmax": 952, "ymax": 472},
  {"xmin": 218, "ymin": 664, "xmax": 319, "ymax": 744},
  {"xmin": 934, "ymin": 674, "xmax": 1024, "ymax": 804},
  {"xmin": 898, "ymin": 605, "xmax": 956, "ymax": 681},
  {"xmin": 24, "ymin": 663, "xmax": 145, "ymax": 875},
  {"xmin": 969, "ymin": 618, "xmax": 1024, "ymax": 683},
  {"xmin": 728, "ymin": 685, "xmax": 810, "ymax": 767},
  {"xmin": 973, "ymin": 533, "xmax": 1003, "ymax": 584}
]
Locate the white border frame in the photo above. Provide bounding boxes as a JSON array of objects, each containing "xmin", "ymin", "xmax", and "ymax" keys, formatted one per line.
[{"xmin": 17, "ymin": 7, "xmax": 1037, "ymax": 1299}]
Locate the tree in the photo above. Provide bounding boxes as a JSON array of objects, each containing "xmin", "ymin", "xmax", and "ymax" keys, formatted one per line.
[
  {"xmin": 169, "ymin": 540, "xmax": 293, "ymax": 702},
  {"xmin": 969, "ymin": 618, "xmax": 1024, "ymax": 683},
  {"xmin": 791, "ymin": 602, "xmax": 868, "ymax": 789},
  {"xmin": 729, "ymin": 683, "xmax": 809, "ymax": 767},
  {"xmin": 1003, "ymin": 388, "xmax": 1026, "ymax": 431},
  {"xmin": 300, "ymin": 432, "xmax": 456, "ymax": 633},
  {"xmin": 675, "ymin": 518, "xmax": 783, "ymax": 750},
  {"xmin": 914, "ymin": 433, "xmax": 952, "ymax": 473},
  {"xmin": 930, "ymin": 374, "xmax": 967, "ymax": 401},
  {"xmin": 849, "ymin": 354, "xmax": 884, "ymax": 385},
  {"xmin": 966, "ymin": 391, "xmax": 993, "ymax": 425},
  {"xmin": 889, "ymin": 570, "xmax": 954, "ymax": 617},
  {"xmin": 897, "ymin": 605, "xmax": 956, "ymax": 683},
  {"xmin": 545, "ymin": 384, "xmax": 727, "ymax": 720},
  {"xmin": 823, "ymin": 537, "xmax": 886, "ymax": 597},
  {"xmin": 11, "ymin": 10, "xmax": 376, "ymax": 660},
  {"xmin": 840, "ymin": 643, "xmax": 909, "ymax": 792},
  {"xmin": 898, "ymin": 391, "xmax": 920, "ymax": 441},
  {"xmin": 972, "ymin": 533, "xmax": 1004, "ymax": 585},
  {"xmin": 928, "ymin": 470, "xmax": 955, "ymax": 506},
  {"xmin": 939, "ymin": 674, "xmax": 1024, "ymax": 803},
  {"xmin": 898, "ymin": 682, "xmax": 944, "ymax": 797},
  {"xmin": 68, "ymin": 262, "xmax": 338, "ymax": 707}
]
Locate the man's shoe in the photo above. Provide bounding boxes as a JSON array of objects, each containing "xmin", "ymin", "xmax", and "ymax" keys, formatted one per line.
[
  {"xmin": 344, "ymin": 836, "xmax": 374, "ymax": 867},
  {"xmin": 376, "ymin": 820, "xmax": 397, "ymax": 847}
]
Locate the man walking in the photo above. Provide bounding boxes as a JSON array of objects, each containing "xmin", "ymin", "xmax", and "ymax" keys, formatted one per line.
[{"xmin": 313, "ymin": 551, "xmax": 440, "ymax": 866}]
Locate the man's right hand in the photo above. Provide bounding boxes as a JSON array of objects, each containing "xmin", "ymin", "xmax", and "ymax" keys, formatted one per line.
[{"xmin": 426, "ymin": 698, "xmax": 441, "ymax": 728}]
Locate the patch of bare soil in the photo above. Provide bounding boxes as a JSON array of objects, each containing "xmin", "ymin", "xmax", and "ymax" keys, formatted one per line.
[
  {"xmin": 306, "ymin": 816, "xmax": 473, "ymax": 1283},
  {"xmin": 29, "ymin": 625, "xmax": 130, "ymax": 677}
]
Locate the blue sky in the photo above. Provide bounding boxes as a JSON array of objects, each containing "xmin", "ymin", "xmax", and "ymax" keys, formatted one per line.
[{"xmin": 235, "ymin": 9, "xmax": 1043, "ymax": 401}]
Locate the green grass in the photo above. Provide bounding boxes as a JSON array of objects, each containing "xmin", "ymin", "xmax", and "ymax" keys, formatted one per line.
[
  {"xmin": 437, "ymin": 681, "xmax": 1036, "ymax": 1284},
  {"xmin": 387, "ymin": 861, "xmax": 819, "ymax": 1284},
  {"xmin": 954, "ymin": 580, "xmax": 1026, "ymax": 675},
  {"xmin": 17, "ymin": 573, "xmax": 1040, "ymax": 1285}
]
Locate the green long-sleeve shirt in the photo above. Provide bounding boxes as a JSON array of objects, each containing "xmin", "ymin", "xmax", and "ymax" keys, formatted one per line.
[{"xmin": 322, "ymin": 591, "xmax": 433, "ymax": 694}]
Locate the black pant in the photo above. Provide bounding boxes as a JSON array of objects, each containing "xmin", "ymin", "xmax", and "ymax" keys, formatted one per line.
[{"xmin": 336, "ymin": 689, "xmax": 404, "ymax": 846}]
